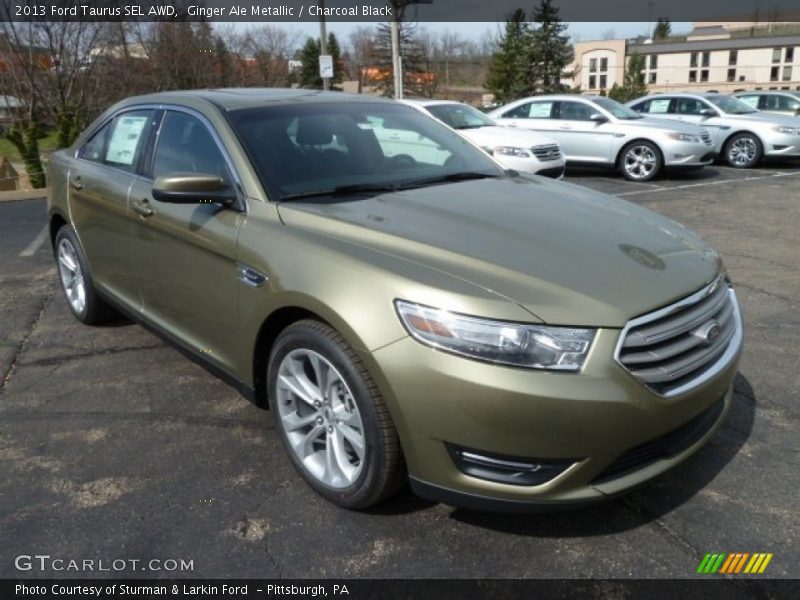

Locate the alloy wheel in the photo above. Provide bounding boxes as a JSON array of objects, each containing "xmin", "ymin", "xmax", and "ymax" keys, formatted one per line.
[
  {"xmin": 275, "ymin": 349, "xmax": 366, "ymax": 489},
  {"xmin": 623, "ymin": 145, "xmax": 657, "ymax": 180},
  {"xmin": 728, "ymin": 137, "xmax": 757, "ymax": 167},
  {"xmin": 57, "ymin": 238, "xmax": 86, "ymax": 315}
]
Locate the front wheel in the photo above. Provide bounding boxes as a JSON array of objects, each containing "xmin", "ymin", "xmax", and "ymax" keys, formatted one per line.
[
  {"xmin": 724, "ymin": 133, "xmax": 763, "ymax": 168},
  {"xmin": 620, "ymin": 141, "xmax": 662, "ymax": 182},
  {"xmin": 267, "ymin": 320, "xmax": 404, "ymax": 509}
]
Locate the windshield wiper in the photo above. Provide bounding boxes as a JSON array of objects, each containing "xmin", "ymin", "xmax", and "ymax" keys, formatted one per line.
[
  {"xmin": 280, "ymin": 182, "xmax": 400, "ymax": 201},
  {"xmin": 401, "ymin": 171, "xmax": 500, "ymax": 189}
]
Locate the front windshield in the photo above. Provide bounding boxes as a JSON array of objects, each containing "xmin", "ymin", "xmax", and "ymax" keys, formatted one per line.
[
  {"xmin": 228, "ymin": 102, "xmax": 504, "ymax": 201},
  {"xmin": 706, "ymin": 95, "xmax": 758, "ymax": 115},
  {"xmin": 425, "ymin": 103, "xmax": 496, "ymax": 129},
  {"xmin": 588, "ymin": 97, "xmax": 643, "ymax": 120}
]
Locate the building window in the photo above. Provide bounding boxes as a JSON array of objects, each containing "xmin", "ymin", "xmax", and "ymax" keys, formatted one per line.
[
  {"xmin": 600, "ymin": 57, "xmax": 608, "ymax": 71},
  {"xmin": 690, "ymin": 52, "xmax": 698, "ymax": 67},
  {"xmin": 648, "ymin": 72, "xmax": 657, "ymax": 84},
  {"xmin": 771, "ymin": 66, "xmax": 780, "ymax": 81},
  {"xmin": 689, "ymin": 70, "xmax": 697, "ymax": 82},
  {"xmin": 589, "ymin": 75, "xmax": 597, "ymax": 89},
  {"xmin": 787, "ymin": 47, "xmax": 795, "ymax": 62},
  {"xmin": 773, "ymin": 48, "xmax": 781, "ymax": 63},
  {"xmin": 599, "ymin": 74, "xmax": 607, "ymax": 89},
  {"xmin": 702, "ymin": 52, "xmax": 710, "ymax": 67},
  {"xmin": 727, "ymin": 68, "xmax": 736, "ymax": 82},
  {"xmin": 729, "ymin": 50, "xmax": 738, "ymax": 66},
  {"xmin": 783, "ymin": 66, "xmax": 793, "ymax": 81},
  {"xmin": 649, "ymin": 55, "xmax": 658, "ymax": 69},
  {"xmin": 700, "ymin": 70, "xmax": 709, "ymax": 82},
  {"xmin": 589, "ymin": 58, "xmax": 597, "ymax": 72}
]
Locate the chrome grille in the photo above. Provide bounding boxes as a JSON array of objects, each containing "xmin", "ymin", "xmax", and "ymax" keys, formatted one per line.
[
  {"xmin": 701, "ymin": 131, "xmax": 713, "ymax": 146},
  {"xmin": 531, "ymin": 144, "xmax": 562, "ymax": 161},
  {"xmin": 616, "ymin": 276, "xmax": 743, "ymax": 397}
]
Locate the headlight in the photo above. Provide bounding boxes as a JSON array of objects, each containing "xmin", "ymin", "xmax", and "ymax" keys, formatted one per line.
[
  {"xmin": 493, "ymin": 146, "xmax": 531, "ymax": 158},
  {"xmin": 666, "ymin": 132, "xmax": 701, "ymax": 143},
  {"xmin": 772, "ymin": 125, "xmax": 800, "ymax": 135},
  {"xmin": 395, "ymin": 300, "xmax": 596, "ymax": 371}
]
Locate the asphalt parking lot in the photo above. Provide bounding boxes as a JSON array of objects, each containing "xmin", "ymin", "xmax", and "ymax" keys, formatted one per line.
[{"xmin": 1, "ymin": 162, "xmax": 798, "ymax": 581}]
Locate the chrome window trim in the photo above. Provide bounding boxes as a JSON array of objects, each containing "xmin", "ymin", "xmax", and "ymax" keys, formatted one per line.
[{"xmin": 613, "ymin": 275, "xmax": 744, "ymax": 398}]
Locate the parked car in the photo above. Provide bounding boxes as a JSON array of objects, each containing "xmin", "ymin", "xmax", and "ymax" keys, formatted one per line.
[
  {"xmin": 48, "ymin": 90, "xmax": 742, "ymax": 511},
  {"xmin": 627, "ymin": 93, "xmax": 800, "ymax": 168},
  {"xmin": 401, "ymin": 99, "xmax": 565, "ymax": 178},
  {"xmin": 488, "ymin": 95, "xmax": 715, "ymax": 181},
  {"xmin": 733, "ymin": 90, "xmax": 800, "ymax": 118}
]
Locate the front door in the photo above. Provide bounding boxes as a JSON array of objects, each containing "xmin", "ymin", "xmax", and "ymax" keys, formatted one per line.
[
  {"xmin": 551, "ymin": 101, "xmax": 614, "ymax": 163},
  {"xmin": 129, "ymin": 109, "xmax": 244, "ymax": 373}
]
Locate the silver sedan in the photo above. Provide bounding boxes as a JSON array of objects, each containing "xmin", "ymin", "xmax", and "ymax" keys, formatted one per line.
[
  {"xmin": 627, "ymin": 93, "xmax": 800, "ymax": 168},
  {"xmin": 488, "ymin": 95, "xmax": 715, "ymax": 181}
]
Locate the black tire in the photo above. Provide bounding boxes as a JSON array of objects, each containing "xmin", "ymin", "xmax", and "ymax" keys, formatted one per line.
[
  {"xmin": 53, "ymin": 226, "xmax": 116, "ymax": 325},
  {"xmin": 723, "ymin": 132, "xmax": 763, "ymax": 169},
  {"xmin": 267, "ymin": 319, "xmax": 405, "ymax": 509},
  {"xmin": 619, "ymin": 140, "xmax": 663, "ymax": 182}
]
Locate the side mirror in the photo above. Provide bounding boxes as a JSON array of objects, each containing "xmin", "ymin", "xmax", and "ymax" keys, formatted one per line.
[
  {"xmin": 589, "ymin": 113, "xmax": 608, "ymax": 124},
  {"xmin": 699, "ymin": 108, "xmax": 717, "ymax": 118},
  {"xmin": 152, "ymin": 173, "xmax": 236, "ymax": 206}
]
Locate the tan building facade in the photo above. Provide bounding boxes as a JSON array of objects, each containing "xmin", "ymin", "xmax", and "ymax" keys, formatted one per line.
[{"xmin": 569, "ymin": 24, "xmax": 800, "ymax": 94}]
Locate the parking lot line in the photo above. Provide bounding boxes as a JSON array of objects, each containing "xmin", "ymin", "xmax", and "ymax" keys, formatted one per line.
[
  {"xmin": 616, "ymin": 170, "xmax": 800, "ymax": 197},
  {"xmin": 18, "ymin": 224, "xmax": 49, "ymax": 257}
]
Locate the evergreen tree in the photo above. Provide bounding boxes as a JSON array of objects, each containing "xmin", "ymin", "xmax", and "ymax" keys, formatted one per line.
[
  {"xmin": 214, "ymin": 37, "xmax": 233, "ymax": 87},
  {"xmin": 528, "ymin": 0, "xmax": 573, "ymax": 93},
  {"xmin": 485, "ymin": 9, "xmax": 531, "ymax": 103},
  {"xmin": 653, "ymin": 18, "xmax": 671, "ymax": 40},
  {"xmin": 295, "ymin": 33, "xmax": 344, "ymax": 89},
  {"xmin": 371, "ymin": 21, "xmax": 428, "ymax": 97},
  {"xmin": 607, "ymin": 53, "xmax": 648, "ymax": 102}
]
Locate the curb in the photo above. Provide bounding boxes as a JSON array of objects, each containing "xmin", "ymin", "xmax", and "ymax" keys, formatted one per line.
[{"xmin": 0, "ymin": 189, "xmax": 48, "ymax": 203}]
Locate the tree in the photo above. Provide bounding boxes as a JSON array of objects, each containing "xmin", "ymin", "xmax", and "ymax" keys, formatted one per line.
[
  {"xmin": 528, "ymin": 0, "xmax": 573, "ymax": 93},
  {"xmin": 608, "ymin": 53, "xmax": 648, "ymax": 102},
  {"xmin": 241, "ymin": 24, "xmax": 300, "ymax": 87},
  {"xmin": 347, "ymin": 26, "xmax": 376, "ymax": 92},
  {"xmin": 653, "ymin": 18, "xmax": 671, "ymax": 40},
  {"xmin": 295, "ymin": 33, "xmax": 344, "ymax": 90},
  {"xmin": 371, "ymin": 21, "xmax": 429, "ymax": 97},
  {"xmin": 484, "ymin": 9, "xmax": 531, "ymax": 103}
]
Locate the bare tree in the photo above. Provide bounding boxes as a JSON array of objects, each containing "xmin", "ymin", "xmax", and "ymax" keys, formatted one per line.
[
  {"xmin": 347, "ymin": 26, "xmax": 376, "ymax": 91},
  {"xmin": 240, "ymin": 24, "xmax": 300, "ymax": 87}
]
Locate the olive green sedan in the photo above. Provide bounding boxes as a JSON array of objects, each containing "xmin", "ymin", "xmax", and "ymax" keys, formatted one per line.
[{"xmin": 47, "ymin": 89, "xmax": 743, "ymax": 511}]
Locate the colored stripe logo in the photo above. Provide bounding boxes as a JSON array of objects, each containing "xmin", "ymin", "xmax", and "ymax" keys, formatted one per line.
[{"xmin": 697, "ymin": 553, "xmax": 773, "ymax": 574}]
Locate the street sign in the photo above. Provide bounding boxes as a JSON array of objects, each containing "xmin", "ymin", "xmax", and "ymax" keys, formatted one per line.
[{"xmin": 319, "ymin": 54, "xmax": 333, "ymax": 79}]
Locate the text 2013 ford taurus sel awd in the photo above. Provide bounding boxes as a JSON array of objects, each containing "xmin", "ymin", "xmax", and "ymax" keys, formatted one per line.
[{"xmin": 47, "ymin": 89, "xmax": 743, "ymax": 511}]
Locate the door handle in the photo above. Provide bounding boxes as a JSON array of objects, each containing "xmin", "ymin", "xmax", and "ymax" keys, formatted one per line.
[
  {"xmin": 559, "ymin": 125, "xmax": 572, "ymax": 130},
  {"xmin": 69, "ymin": 176, "xmax": 83, "ymax": 191},
  {"xmin": 132, "ymin": 199, "xmax": 154, "ymax": 218},
  {"xmin": 509, "ymin": 121, "xmax": 518, "ymax": 127}
]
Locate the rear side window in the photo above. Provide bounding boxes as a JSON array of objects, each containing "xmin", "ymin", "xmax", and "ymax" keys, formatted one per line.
[
  {"xmin": 638, "ymin": 98, "xmax": 671, "ymax": 114},
  {"xmin": 737, "ymin": 95, "xmax": 760, "ymax": 109},
  {"xmin": 501, "ymin": 102, "xmax": 533, "ymax": 118},
  {"xmin": 672, "ymin": 98, "xmax": 708, "ymax": 115},
  {"xmin": 79, "ymin": 109, "xmax": 155, "ymax": 171},
  {"xmin": 555, "ymin": 101, "xmax": 596, "ymax": 121},
  {"xmin": 152, "ymin": 111, "xmax": 227, "ymax": 179}
]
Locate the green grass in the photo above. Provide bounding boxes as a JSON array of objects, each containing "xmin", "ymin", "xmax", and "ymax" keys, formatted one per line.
[{"xmin": 0, "ymin": 130, "xmax": 61, "ymax": 162}]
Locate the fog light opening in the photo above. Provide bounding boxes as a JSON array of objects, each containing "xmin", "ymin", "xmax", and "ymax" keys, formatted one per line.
[{"xmin": 447, "ymin": 444, "xmax": 576, "ymax": 487}]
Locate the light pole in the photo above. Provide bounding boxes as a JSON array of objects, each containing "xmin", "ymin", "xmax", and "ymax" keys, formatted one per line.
[
  {"xmin": 318, "ymin": 0, "xmax": 330, "ymax": 91},
  {"xmin": 390, "ymin": 0, "xmax": 432, "ymax": 100}
]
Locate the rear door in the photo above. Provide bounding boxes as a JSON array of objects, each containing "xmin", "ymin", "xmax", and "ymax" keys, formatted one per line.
[
  {"xmin": 69, "ymin": 108, "xmax": 158, "ymax": 308},
  {"xmin": 128, "ymin": 109, "xmax": 244, "ymax": 372}
]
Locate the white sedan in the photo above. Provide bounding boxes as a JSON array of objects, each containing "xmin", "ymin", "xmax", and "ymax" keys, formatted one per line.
[{"xmin": 401, "ymin": 99, "xmax": 566, "ymax": 178}]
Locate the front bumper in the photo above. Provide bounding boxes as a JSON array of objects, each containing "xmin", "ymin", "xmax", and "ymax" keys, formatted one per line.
[
  {"xmin": 763, "ymin": 134, "xmax": 800, "ymax": 157},
  {"xmin": 369, "ymin": 325, "xmax": 740, "ymax": 510},
  {"xmin": 496, "ymin": 154, "xmax": 567, "ymax": 179},
  {"xmin": 662, "ymin": 140, "xmax": 717, "ymax": 166}
]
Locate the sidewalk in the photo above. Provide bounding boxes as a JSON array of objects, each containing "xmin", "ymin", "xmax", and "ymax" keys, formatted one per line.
[{"xmin": 0, "ymin": 188, "xmax": 47, "ymax": 203}]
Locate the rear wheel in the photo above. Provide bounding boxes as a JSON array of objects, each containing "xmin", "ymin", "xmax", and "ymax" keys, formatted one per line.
[
  {"xmin": 724, "ymin": 133, "xmax": 762, "ymax": 168},
  {"xmin": 54, "ymin": 226, "xmax": 116, "ymax": 324},
  {"xmin": 620, "ymin": 141, "xmax": 662, "ymax": 182},
  {"xmin": 267, "ymin": 320, "xmax": 404, "ymax": 509}
]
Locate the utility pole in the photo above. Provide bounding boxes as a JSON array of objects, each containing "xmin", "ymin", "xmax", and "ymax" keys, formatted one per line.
[
  {"xmin": 318, "ymin": 0, "xmax": 330, "ymax": 91},
  {"xmin": 390, "ymin": 0, "xmax": 432, "ymax": 100}
]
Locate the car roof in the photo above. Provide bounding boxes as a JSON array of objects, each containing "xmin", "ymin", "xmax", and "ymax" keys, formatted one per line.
[
  {"xmin": 733, "ymin": 90, "xmax": 800, "ymax": 96},
  {"xmin": 117, "ymin": 88, "xmax": 397, "ymax": 112},
  {"xmin": 402, "ymin": 99, "xmax": 466, "ymax": 107}
]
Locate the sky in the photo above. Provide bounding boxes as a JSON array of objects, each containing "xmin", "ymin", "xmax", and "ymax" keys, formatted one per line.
[{"xmin": 225, "ymin": 21, "xmax": 694, "ymax": 44}]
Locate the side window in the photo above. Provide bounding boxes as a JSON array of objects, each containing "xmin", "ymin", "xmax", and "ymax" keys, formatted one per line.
[
  {"xmin": 79, "ymin": 110, "xmax": 154, "ymax": 170},
  {"xmin": 737, "ymin": 95, "xmax": 760, "ymax": 109},
  {"xmin": 776, "ymin": 95, "xmax": 800, "ymax": 111},
  {"xmin": 672, "ymin": 98, "xmax": 706, "ymax": 115},
  {"xmin": 629, "ymin": 100, "xmax": 649, "ymax": 113},
  {"xmin": 502, "ymin": 102, "xmax": 533, "ymax": 119},
  {"xmin": 556, "ymin": 101, "xmax": 596, "ymax": 121},
  {"xmin": 153, "ymin": 111, "xmax": 227, "ymax": 179},
  {"xmin": 528, "ymin": 101, "xmax": 554, "ymax": 118},
  {"xmin": 647, "ymin": 98, "xmax": 672, "ymax": 114}
]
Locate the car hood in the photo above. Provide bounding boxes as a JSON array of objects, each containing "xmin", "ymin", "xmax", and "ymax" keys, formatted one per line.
[
  {"xmin": 624, "ymin": 117, "xmax": 707, "ymax": 134},
  {"xmin": 277, "ymin": 176, "xmax": 722, "ymax": 327},
  {"xmin": 456, "ymin": 126, "xmax": 559, "ymax": 148}
]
